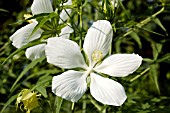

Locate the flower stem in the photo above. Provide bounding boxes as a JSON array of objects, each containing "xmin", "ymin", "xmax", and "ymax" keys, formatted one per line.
[
  {"xmin": 130, "ymin": 67, "xmax": 150, "ymax": 82},
  {"xmin": 79, "ymin": 5, "xmax": 83, "ymax": 49}
]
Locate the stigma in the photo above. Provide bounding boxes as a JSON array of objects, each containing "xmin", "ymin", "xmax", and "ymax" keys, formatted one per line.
[{"xmin": 92, "ymin": 50, "xmax": 103, "ymax": 62}]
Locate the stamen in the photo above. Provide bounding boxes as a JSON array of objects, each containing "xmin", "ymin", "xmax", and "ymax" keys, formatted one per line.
[
  {"xmin": 24, "ymin": 14, "xmax": 36, "ymax": 23},
  {"xmin": 92, "ymin": 50, "xmax": 103, "ymax": 62}
]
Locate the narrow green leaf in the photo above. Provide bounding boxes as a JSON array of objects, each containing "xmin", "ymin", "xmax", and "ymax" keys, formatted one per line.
[
  {"xmin": 138, "ymin": 26, "xmax": 165, "ymax": 37},
  {"xmin": 143, "ymin": 58, "xmax": 154, "ymax": 63},
  {"xmin": 31, "ymin": 75, "xmax": 52, "ymax": 91},
  {"xmin": 130, "ymin": 32, "xmax": 142, "ymax": 49},
  {"xmin": 151, "ymin": 42, "xmax": 162, "ymax": 61},
  {"xmin": 26, "ymin": 69, "xmax": 62, "ymax": 81},
  {"xmin": 33, "ymin": 74, "xmax": 54, "ymax": 97},
  {"xmin": 36, "ymin": 86, "xmax": 48, "ymax": 98},
  {"xmin": 55, "ymin": 96, "xmax": 63, "ymax": 113},
  {"xmin": 157, "ymin": 53, "xmax": 170, "ymax": 63},
  {"xmin": 118, "ymin": 0, "xmax": 130, "ymax": 19},
  {"xmin": 87, "ymin": 95, "xmax": 102, "ymax": 111},
  {"xmin": 153, "ymin": 18, "xmax": 167, "ymax": 34},
  {"xmin": 150, "ymin": 64, "xmax": 160, "ymax": 94},
  {"xmin": 0, "ymin": 8, "xmax": 9, "ymax": 12},
  {"xmin": 0, "ymin": 94, "xmax": 18, "ymax": 113},
  {"xmin": 115, "ymin": 39, "xmax": 121, "ymax": 53},
  {"xmin": 10, "ymin": 56, "xmax": 46, "ymax": 92}
]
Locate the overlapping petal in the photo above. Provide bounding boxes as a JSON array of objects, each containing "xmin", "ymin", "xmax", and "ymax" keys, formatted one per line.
[
  {"xmin": 83, "ymin": 20, "xmax": 113, "ymax": 66},
  {"xmin": 31, "ymin": 0, "xmax": 53, "ymax": 15},
  {"xmin": 59, "ymin": 25, "xmax": 73, "ymax": 39},
  {"xmin": 59, "ymin": 0, "xmax": 72, "ymax": 24},
  {"xmin": 52, "ymin": 70, "xmax": 87, "ymax": 102},
  {"xmin": 90, "ymin": 73, "xmax": 127, "ymax": 106},
  {"xmin": 94, "ymin": 54, "xmax": 142, "ymax": 77},
  {"xmin": 10, "ymin": 23, "xmax": 43, "ymax": 48},
  {"xmin": 25, "ymin": 44, "xmax": 46, "ymax": 60},
  {"xmin": 45, "ymin": 37, "xmax": 87, "ymax": 69}
]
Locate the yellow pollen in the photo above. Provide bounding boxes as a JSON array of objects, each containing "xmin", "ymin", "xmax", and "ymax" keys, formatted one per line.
[
  {"xmin": 24, "ymin": 14, "xmax": 35, "ymax": 23},
  {"xmin": 92, "ymin": 50, "xmax": 103, "ymax": 62}
]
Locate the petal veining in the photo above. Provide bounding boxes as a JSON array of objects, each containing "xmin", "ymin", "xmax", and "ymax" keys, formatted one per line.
[
  {"xmin": 90, "ymin": 73, "xmax": 127, "ymax": 106},
  {"xmin": 31, "ymin": 0, "xmax": 53, "ymax": 15},
  {"xmin": 52, "ymin": 70, "xmax": 87, "ymax": 102},
  {"xmin": 83, "ymin": 20, "xmax": 113, "ymax": 66},
  {"xmin": 25, "ymin": 44, "xmax": 46, "ymax": 60},
  {"xmin": 45, "ymin": 37, "xmax": 87, "ymax": 69},
  {"xmin": 59, "ymin": 0, "xmax": 72, "ymax": 24},
  {"xmin": 10, "ymin": 23, "xmax": 43, "ymax": 48},
  {"xmin": 94, "ymin": 54, "xmax": 142, "ymax": 77}
]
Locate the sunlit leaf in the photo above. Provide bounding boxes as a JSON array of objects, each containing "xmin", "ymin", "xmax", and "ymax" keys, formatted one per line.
[
  {"xmin": 36, "ymin": 86, "xmax": 48, "ymax": 98},
  {"xmin": 31, "ymin": 75, "xmax": 52, "ymax": 91}
]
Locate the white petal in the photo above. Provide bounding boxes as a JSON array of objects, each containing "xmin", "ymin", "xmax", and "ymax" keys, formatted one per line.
[
  {"xmin": 90, "ymin": 73, "xmax": 127, "ymax": 106},
  {"xmin": 59, "ymin": 9, "xmax": 72, "ymax": 24},
  {"xmin": 52, "ymin": 70, "xmax": 87, "ymax": 102},
  {"xmin": 94, "ymin": 54, "xmax": 142, "ymax": 77},
  {"xmin": 59, "ymin": 0, "xmax": 72, "ymax": 24},
  {"xmin": 31, "ymin": 0, "xmax": 53, "ymax": 15},
  {"xmin": 45, "ymin": 37, "xmax": 87, "ymax": 69},
  {"xmin": 59, "ymin": 25, "xmax": 73, "ymax": 39},
  {"xmin": 63, "ymin": 0, "xmax": 72, "ymax": 5},
  {"xmin": 83, "ymin": 20, "xmax": 113, "ymax": 66},
  {"xmin": 10, "ymin": 23, "xmax": 43, "ymax": 48},
  {"xmin": 25, "ymin": 44, "xmax": 46, "ymax": 60}
]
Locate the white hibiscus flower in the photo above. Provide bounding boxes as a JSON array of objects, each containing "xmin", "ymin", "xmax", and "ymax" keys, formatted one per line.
[
  {"xmin": 10, "ymin": 0, "xmax": 73, "ymax": 60},
  {"xmin": 45, "ymin": 20, "xmax": 142, "ymax": 106}
]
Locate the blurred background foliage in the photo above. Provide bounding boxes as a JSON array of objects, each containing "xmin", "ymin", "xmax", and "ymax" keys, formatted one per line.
[{"xmin": 0, "ymin": 0, "xmax": 170, "ymax": 113}]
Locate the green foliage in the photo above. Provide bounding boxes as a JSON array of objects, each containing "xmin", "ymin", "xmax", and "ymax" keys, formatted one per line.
[{"xmin": 0, "ymin": 0, "xmax": 170, "ymax": 113}]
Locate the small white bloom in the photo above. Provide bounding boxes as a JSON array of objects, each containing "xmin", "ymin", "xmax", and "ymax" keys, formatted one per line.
[
  {"xmin": 45, "ymin": 20, "xmax": 142, "ymax": 106},
  {"xmin": 10, "ymin": 0, "xmax": 73, "ymax": 60}
]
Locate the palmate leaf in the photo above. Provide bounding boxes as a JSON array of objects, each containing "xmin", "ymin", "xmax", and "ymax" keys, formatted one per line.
[
  {"xmin": 10, "ymin": 56, "xmax": 46, "ymax": 92},
  {"xmin": 30, "ymin": 12, "xmax": 58, "ymax": 38}
]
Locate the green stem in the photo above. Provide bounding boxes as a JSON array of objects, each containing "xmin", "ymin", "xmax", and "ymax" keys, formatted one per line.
[
  {"xmin": 79, "ymin": 5, "xmax": 83, "ymax": 49},
  {"xmin": 82, "ymin": 95, "xmax": 86, "ymax": 113},
  {"xmin": 54, "ymin": 96, "xmax": 63, "ymax": 113},
  {"xmin": 114, "ymin": 6, "xmax": 165, "ymax": 41},
  {"xmin": 130, "ymin": 67, "xmax": 150, "ymax": 82}
]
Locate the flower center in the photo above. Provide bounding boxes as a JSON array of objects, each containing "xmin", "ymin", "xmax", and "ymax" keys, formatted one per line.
[{"xmin": 92, "ymin": 50, "xmax": 103, "ymax": 62}]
